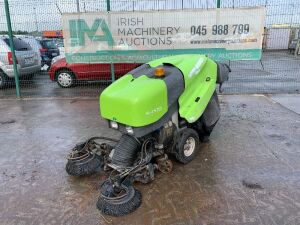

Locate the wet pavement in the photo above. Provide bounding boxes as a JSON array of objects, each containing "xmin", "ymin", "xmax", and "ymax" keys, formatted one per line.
[
  {"xmin": 0, "ymin": 95, "xmax": 300, "ymax": 225},
  {"xmin": 270, "ymin": 94, "xmax": 300, "ymax": 114}
]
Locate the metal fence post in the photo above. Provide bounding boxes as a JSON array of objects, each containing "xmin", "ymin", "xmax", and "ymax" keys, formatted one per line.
[
  {"xmin": 4, "ymin": 0, "xmax": 20, "ymax": 98},
  {"xmin": 295, "ymin": 40, "xmax": 300, "ymax": 56},
  {"xmin": 106, "ymin": 0, "xmax": 111, "ymax": 11},
  {"xmin": 107, "ymin": 0, "xmax": 115, "ymax": 82},
  {"xmin": 33, "ymin": 7, "xmax": 38, "ymax": 32},
  {"xmin": 76, "ymin": 0, "xmax": 80, "ymax": 13}
]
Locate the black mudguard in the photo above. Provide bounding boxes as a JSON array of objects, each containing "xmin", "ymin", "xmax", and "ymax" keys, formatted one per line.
[
  {"xmin": 193, "ymin": 91, "xmax": 220, "ymax": 139},
  {"xmin": 216, "ymin": 62, "xmax": 230, "ymax": 85},
  {"xmin": 202, "ymin": 90, "xmax": 220, "ymax": 132}
]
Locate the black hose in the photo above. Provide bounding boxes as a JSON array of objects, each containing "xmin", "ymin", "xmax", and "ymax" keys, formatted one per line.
[
  {"xmin": 109, "ymin": 137, "xmax": 155, "ymax": 181},
  {"xmin": 111, "ymin": 134, "xmax": 141, "ymax": 167}
]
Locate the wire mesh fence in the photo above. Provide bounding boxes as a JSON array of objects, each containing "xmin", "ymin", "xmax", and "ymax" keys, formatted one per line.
[{"xmin": 0, "ymin": 0, "xmax": 299, "ymax": 98}]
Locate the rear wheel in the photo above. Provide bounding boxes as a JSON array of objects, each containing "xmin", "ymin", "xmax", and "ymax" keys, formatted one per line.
[
  {"xmin": 56, "ymin": 70, "xmax": 75, "ymax": 88},
  {"xmin": 174, "ymin": 128, "xmax": 199, "ymax": 164}
]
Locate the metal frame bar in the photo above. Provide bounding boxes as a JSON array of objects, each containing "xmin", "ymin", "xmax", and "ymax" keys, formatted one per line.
[
  {"xmin": 4, "ymin": 0, "xmax": 20, "ymax": 98},
  {"xmin": 107, "ymin": 0, "xmax": 115, "ymax": 82}
]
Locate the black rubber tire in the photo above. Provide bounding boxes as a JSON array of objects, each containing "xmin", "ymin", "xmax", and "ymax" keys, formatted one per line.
[
  {"xmin": 97, "ymin": 184, "xmax": 142, "ymax": 216},
  {"xmin": 66, "ymin": 153, "xmax": 103, "ymax": 176},
  {"xmin": 174, "ymin": 128, "xmax": 199, "ymax": 164},
  {"xmin": 56, "ymin": 70, "xmax": 76, "ymax": 88},
  {"xmin": 0, "ymin": 72, "xmax": 8, "ymax": 89}
]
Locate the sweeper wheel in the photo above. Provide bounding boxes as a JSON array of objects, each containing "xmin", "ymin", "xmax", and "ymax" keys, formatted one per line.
[
  {"xmin": 66, "ymin": 142, "xmax": 103, "ymax": 176},
  {"xmin": 97, "ymin": 181, "xmax": 142, "ymax": 216},
  {"xmin": 174, "ymin": 128, "xmax": 199, "ymax": 164}
]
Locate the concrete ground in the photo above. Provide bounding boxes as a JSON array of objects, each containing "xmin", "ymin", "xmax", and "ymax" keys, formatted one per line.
[
  {"xmin": 269, "ymin": 94, "xmax": 300, "ymax": 114},
  {"xmin": 0, "ymin": 94, "xmax": 300, "ymax": 225},
  {"xmin": 0, "ymin": 51, "xmax": 299, "ymax": 99}
]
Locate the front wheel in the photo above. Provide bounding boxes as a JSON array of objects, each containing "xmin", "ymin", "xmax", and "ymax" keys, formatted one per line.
[
  {"xmin": 56, "ymin": 70, "xmax": 75, "ymax": 88},
  {"xmin": 174, "ymin": 128, "xmax": 199, "ymax": 164}
]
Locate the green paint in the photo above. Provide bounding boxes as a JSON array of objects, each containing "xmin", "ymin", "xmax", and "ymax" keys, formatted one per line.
[
  {"xmin": 178, "ymin": 58, "xmax": 216, "ymax": 123},
  {"xmin": 149, "ymin": 54, "xmax": 208, "ymax": 88},
  {"xmin": 69, "ymin": 19, "xmax": 114, "ymax": 47},
  {"xmin": 66, "ymin": 48, "xmax": 262, "ymax": 63},
  {"xmin": 149, "ymin": 55, "xmax": 217, "ymax": 123},
  {"xmin": 100, "ymin": 74, "xmax": 168, "ymax": 127},
  {"xmin": 100, "ymin": 54, "xmax": 219, "ymax": 127}
]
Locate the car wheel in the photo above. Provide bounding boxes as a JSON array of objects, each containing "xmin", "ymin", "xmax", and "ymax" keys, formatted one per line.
[
  {"xmin": 0, "ymin": 72, "xmax": 8, "ymax": 89},
  {"xmin": 56, "ymin": 70, "xmax": 75, "ymax": 88},
  {"xmin": 174, "ymin": 128, "xmax": 199, "ymax": 164}
]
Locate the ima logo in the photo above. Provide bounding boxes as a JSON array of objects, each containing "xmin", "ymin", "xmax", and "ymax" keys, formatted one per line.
[{"xmin": 69, "ymin": 19, "xmax": 114, "ymax": 47}]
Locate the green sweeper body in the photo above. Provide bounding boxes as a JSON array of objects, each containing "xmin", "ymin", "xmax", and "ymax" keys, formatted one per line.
[
  {"xmin": 100, "ymin": 54, "xmax": 228, "ymax": 136},
  {"xmin": 66, "ymin": 54, "xmax": 230, "ymax": 217}
]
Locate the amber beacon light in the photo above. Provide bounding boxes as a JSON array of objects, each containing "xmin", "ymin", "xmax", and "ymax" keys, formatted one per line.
[{"xmin": 154, "ymin": 67, "xmax": 165, "ymax": 77}]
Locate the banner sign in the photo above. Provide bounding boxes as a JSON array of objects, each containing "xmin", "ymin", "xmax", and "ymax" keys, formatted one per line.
[{"xmin": 62, "ymin": 7, "xmax": 265, "ymax": 63}]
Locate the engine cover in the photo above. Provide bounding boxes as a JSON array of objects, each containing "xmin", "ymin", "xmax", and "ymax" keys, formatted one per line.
[{"xmin": 100, "ymin": 64, "xmax": 184, "ymax": 128}]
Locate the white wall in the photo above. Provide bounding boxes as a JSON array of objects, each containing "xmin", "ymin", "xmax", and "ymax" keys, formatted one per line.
[{"xmin": 266, "ymin": 28, "xmax": 290, "ymax": 49}]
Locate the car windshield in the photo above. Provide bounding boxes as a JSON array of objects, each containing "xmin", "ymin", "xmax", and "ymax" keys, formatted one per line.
[
  {"xmin": 41, "ymin": 40, "xmax": 57, "ymax": 49},
  {"xmin": 4, "ymin": 37, "xmax": 32, "ymax": 51}
]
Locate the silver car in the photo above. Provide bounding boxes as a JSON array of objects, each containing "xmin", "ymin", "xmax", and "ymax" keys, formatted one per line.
[
  {"xmin": 0, "ymin": 36, "xmax": 41, "ymax": 88},
  {"xmin": 17, "ymin": 35, "xmax": 42, "ymax": 61}
]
